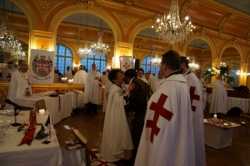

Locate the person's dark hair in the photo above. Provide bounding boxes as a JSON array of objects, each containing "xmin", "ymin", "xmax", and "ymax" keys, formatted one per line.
[
  {"xmin": 180, "ymin": 56, "xmax": 189, "ymax": 68},
  {"xmin": 137, "ymin": 68, "xmax": 144, "ymax": 73},
  {"xmin": 124, "ymin": 69, "xmax": 136, "ymax": 79},
  {"xmin": 108, "ymin": 69, "xmax": 122, "ymax": 83},
  {"xmin": 161, "ymin": 50, "xmax": 181, "ymax": 70},
  {"xmin": 79, "ymin": 65, "xmax": 83, "ymax": 70}
]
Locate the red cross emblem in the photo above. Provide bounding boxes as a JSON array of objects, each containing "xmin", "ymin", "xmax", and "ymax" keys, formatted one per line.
[
  {"xmin": 146, "ymin": 94, "xmax": 173, "ymax": 143},
  {"xmin": 190, "ymin": 86, "xmax": 200, "ymax": 112}
]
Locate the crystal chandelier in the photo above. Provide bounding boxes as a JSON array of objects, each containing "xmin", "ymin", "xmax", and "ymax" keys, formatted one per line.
[
  {"xmin": 151, "ymin": 0, "xmax": 196, "ymax": 44},
  {"xmin": 90, "ymin": 32, "xmax": 109, "ymax": 54},
  {"xmin": 0, "ymin": 24, "xmax": 25, "ymax": 59},
  {"xmin": 78, "ymin": 44, "xmax": 92, "ymax": 58},
  {"xmin": 187, "ymin": 56, "xmax": 200, "ymax": 70},
  {"xmin": 151, "ymin": 56, "xmax": 161, "ymax": 65}
]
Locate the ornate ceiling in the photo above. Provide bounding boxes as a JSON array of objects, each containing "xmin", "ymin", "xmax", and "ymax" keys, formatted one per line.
[
  {"xmin": 215, "ymin": 0, "xmax": 250, "ymax": 15},
  {"xmin": 1, "ymin": 0, "xmax": 250, "ymax": 41}
]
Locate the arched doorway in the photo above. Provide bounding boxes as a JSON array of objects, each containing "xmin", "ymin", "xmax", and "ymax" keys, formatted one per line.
[
  {"xmin": 56, "ymin": 13, "xmax": 115, "ymax": 73},
  {"xmin": 221, "ymin": 47, "xmax": 241, "ymax": 87},
  {"xmin": 186, "ymin": 39, "xmax": 212, "ymax": 80},
  {"xmin": 133, "ymin": 27, "xmax": 170, "ymax": 75}
]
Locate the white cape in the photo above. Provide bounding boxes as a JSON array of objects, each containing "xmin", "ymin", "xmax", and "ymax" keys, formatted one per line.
[
  {"xmin": 8, "ymin": 70, "xmax": 33, "ymax": 106},
  {"xmin": 135, "ymin": 74, "xmax": 195, "ymax": 166},
  {"xmin": 73, "ymin": 70, "xmax": 88, "ymax": 85},
  {"xmin": 100, "ymin": 84, "xmax": 133, "ymax": 162},
  {"xmin": 86, "ymin": 71, "xmax": 102, "ymax": 105},
  {"xmin": 209, "ymin": 80, "xmax": 228, "ymax": 114},
  {"xmin": 184, "ymin": 71, "xmax": 206, "ymax": 166}
]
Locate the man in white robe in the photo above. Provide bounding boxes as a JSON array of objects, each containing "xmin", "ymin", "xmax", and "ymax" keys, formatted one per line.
[
  {"xmin": 180, "ymin": 56, "xmax": 206, "ymax": 166},
  {"xmin": 73, "ymin": 65, "xmax": 88, "ymax": 105},
  {"xmin": 100, "ymin": 70, "xmax": 112, "ymax": 112},
  {"xmin": 86, "ymin": 63, "xmax": 102, "ymax": 112},
  {"xmin": 209, "ymin": 75, "xmax": 228, "ymax": 114},
  {"xmin": 135, "ymin": 50, "xmax": 195, "ymax": 166},
  {"xmin": 73, "ymin": 65, "xmax": 88, "ymax": 86},
  {"xmin": 7, "ymin": 60, "xmax": 33, "ymax": 107},
  {"xmin": 65, "ymin": 66, "xmax": 73, "ymax": 79},
  {"xmin": 8, "ymin": 61, "xmax": 32, "ymax": 102},
  {"xmin": 100, "ymin": 69, "xmax": 133, "ymax": 162}
]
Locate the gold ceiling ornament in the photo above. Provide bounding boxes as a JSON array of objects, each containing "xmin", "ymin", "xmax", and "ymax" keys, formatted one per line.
[{"xmin": 152, "ymin": 0, "xmax": 196, "ymax": 44}]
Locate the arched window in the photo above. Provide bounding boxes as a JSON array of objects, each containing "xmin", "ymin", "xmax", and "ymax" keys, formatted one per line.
[
  {"xmin": 80, "ymin": 52, "xmax": 106, "ymax": 72},
  {"xmin": 55, "ymin": 44, "xmax": 73, "ymax": 74},
  {"xmin": 141, "ymin": 56, "xmax": 160, "ymax": 75}
]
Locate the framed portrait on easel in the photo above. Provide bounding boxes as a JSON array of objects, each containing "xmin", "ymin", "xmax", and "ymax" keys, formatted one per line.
[{"xmin": 119, "ymin": 56, "xmax": 135, "ymax": 71}]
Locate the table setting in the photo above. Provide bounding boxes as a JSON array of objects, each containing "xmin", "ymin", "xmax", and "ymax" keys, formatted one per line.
[{"xmin": 0, "ymin": 108, "xmax": 62, "ymax": 166}]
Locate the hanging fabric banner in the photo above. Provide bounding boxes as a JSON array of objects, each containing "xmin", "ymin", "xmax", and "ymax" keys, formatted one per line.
[{"xmin": 30, "ymin": 49, "xmax": 54, "ymax": 83}]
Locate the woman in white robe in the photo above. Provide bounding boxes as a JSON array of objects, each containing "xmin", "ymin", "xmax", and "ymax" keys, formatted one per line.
[
  {"xmin": 210, "ymin": 76, "xmax": 228, "ymax": 114},
  {"xmin": 100, "ymin": 69, "xmax": 133, "ymax": 162}
]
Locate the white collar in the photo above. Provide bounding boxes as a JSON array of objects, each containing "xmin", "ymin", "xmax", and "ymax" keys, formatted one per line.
[
  {"xmin": 183, "ymin": 69, "xmax": 192, "ymax": 76},
  {"xmin": 161, "ymin": 74, "xmax": 187, "ymax": 84}
]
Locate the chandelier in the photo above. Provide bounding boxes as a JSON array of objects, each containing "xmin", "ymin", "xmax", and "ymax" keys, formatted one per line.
[
  {"xmin": 151, "ymin": 56, "xmax": 161, "ymax": 65},
  {"xmin": 187, "ymin": 56, "xmax": 200, "ymax": 70},
  {"xmin": 90, "ymin": 32, "xmax": 109, "ymax": 54},
  {"xmin": 151, "ymin": 0, "xmax": 196, "ymax": 44},
  {"xmin": 78, "ymin": 44, "xmax": 92, "ymax": 58},
  {"xmin": 0, "ymin": 24, "xmax": 25, "ymax": 59}
]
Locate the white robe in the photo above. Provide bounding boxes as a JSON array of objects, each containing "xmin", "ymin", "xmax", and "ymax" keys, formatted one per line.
[
  {"xmin": 73, "ymin": 70, "xmax": 88, "ymax": 85},
  {"xmin": 148, "ymin": 75, "xmax": 158, "ymax": 92},
  {"xmin": 86, "ymin": 70, "xmax": 102, "ymax": 105},
  {"xmin": 65, "ymin": 70, "xmax": 73, "ymax": 79},
  {"xmin": 209, "ymin": 79, "xmax": 228, "ymax": 114},
  {"xmin": 73, "ymin": 70, "xmax": 88, "ymax": 104},
  {"xmin": 100, "ymin": 84, "xmax": 133, "ymax": 162},
  {"xmin": 8, "ymin": 70, "xmax": 33, "ymax": 106},
  {"xmin": 101, "ymin": 75, "xmax": 112, "ymax": 112},
  {"xmin": 135, "ymin": 74, "xmax": 195, "ymax": 166},
  {"xmin": 184, "ymin": 71, "xmax": 206, "ymax": 166}
]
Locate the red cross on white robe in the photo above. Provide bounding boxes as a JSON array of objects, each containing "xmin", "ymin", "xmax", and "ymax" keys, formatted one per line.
[
  {"xmin": 190, "ymin": 86, "xmax": 200, "ymax": 112},
  {"xmin": 146, "ymin": 94, "xmax": 173, "ymax": 143}
]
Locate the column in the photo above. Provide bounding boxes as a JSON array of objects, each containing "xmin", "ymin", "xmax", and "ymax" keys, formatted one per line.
[
  {"xmin": 112, "ymin": 41, "xmax": 133, "ymax": 68},
  {"xmin": 29, "ymin": 30, "xmax": 56, "ymax": 63}
]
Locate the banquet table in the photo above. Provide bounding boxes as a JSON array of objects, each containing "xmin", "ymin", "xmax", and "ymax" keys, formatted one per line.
[
  {"xmin": 207, "ymin": 93, "xmax": 250, "ymax": 114},
  {"xmin": 204, "ymin": 118, "xmax": 240, "ymax": 149},
  {"xmin": 13, "ymin": 91, "xmax": 76, "ymax": 124},
  {"xmin": 0, "ymin": 110, "xmax": 87, "ymax": 166},
  {"xmin": 0, "ymin": 111, "xmax": 62, "ymax": 166}
]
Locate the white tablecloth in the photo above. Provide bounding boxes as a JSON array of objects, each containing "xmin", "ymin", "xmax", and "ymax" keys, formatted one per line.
[
  {"xmin": 0, "ymin": 112, "xmax": 62, "ymax": 166},
  {"xmin": 227, "ymin": 97, "xmax": 250, "ymax": 113},
  {"xmin": 205, "ymin": 124, "xmax": 233, "ymax": 149},
  {"xmin": 62, "ymin": 148, "xmax": 86, "ymax": 166},
  {"xmin": 71, "ymin": 91, "xmax": 86, "ymax": 109},
  {"xmin": 13, "ymin": 92, "xmax": 75, "ymax": 124},
  {"xmin": 207, "ymin": 93, "xmax": 250, "ymax": 114}
]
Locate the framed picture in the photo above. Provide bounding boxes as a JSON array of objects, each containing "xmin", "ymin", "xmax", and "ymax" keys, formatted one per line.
[
  {"xmin": 30, "ymin": 49, "xmax": 54, "ymax": 83},
  {"xmin": 119, "ymin": 56, "xmax": 135, "ymax": 71}
]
